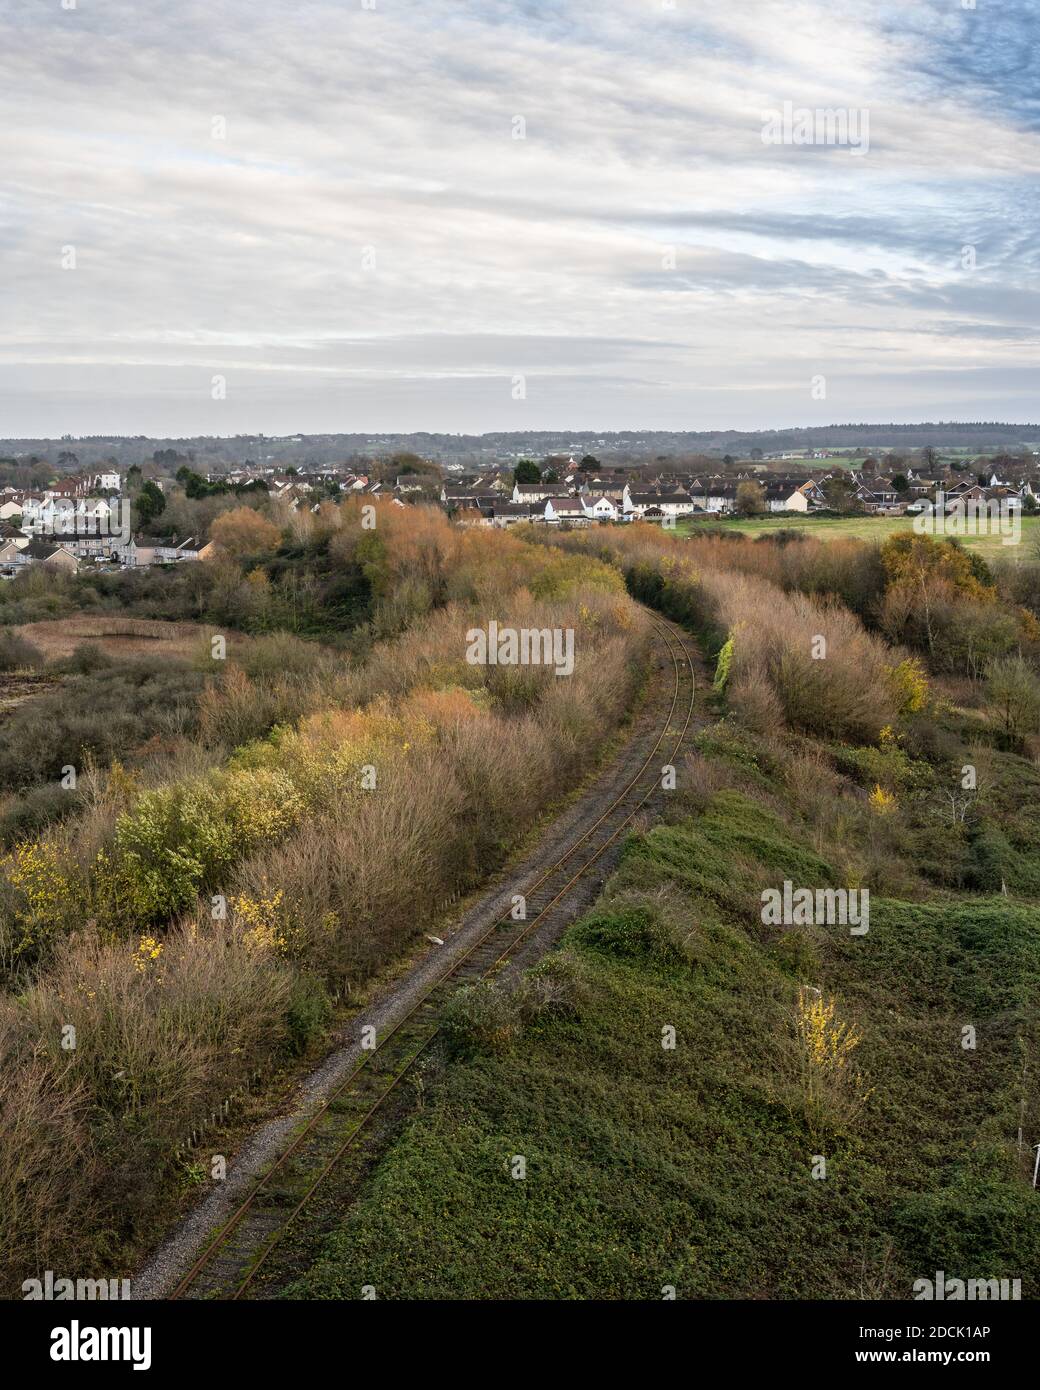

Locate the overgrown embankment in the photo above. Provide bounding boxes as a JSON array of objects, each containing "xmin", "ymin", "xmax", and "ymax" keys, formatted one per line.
[
  {"xmin": 287, "ymin": 527, "xmax": 1040, "ymax": 1300},
  {"xmin": 288, "ymin": 719, "xmax": 1040, "ymax": 1300},
  {"xmin": 0, "ymin": 512, "xmax": 649, "ymax": 1294}
]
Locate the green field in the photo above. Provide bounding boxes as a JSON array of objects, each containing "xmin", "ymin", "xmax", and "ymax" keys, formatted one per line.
[
  {"xmin": 286, "ymin": 716, "xmax": 1040, "ymax": 1300},
  {"xmin": 677, "ymin": 512, "xmax": 1040, "ymax": 560}
]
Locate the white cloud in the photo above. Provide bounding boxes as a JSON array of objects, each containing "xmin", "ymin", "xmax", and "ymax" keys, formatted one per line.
[{"xmin": 0, "ymin": 0, "xmax": 1035, "ymax": 433}]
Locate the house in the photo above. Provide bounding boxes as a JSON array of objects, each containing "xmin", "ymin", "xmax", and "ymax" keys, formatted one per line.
[
  {"xmin": 622, "ymin": 486, "xmax": 696, "ymax": 519},
  {"xmin": 584, "ymin": 494, "xmax": 619, "ymax": 521},
  {"xmin": 116, "ymin": 535, "xmax": 203, "ymax": 568},
  {"xmin": 688, "ymin": 483, "xmax": 738, "ymax": 514},
  {"xmin": 442, "ymin": 486, "xmax": 499, "ymax": 509},
  {"xmin": 487, "ymin": 502, "xmax": 540, "ymax": 528},
  {"xmin": 544, "ymin": 497, "xmax": 590, "ymax": 525},
  {"xmin": 0, "ymin": 540, "xmax": 26, "ymax": 569},
  {"xmin": 854, "ymin": 477, "xmax": 902, "ymax": 513},
  {"xmin": 47, "ymin": 529, "xmax": 116, "ymax": 562},
  {"xmin": 0, "ymin": 540, "xmax": 79, "ymax": 574},
  {"xmin": 578, "ymin": 474, "xmax": 628, "ymax": 502},
  {"xmin": 47, "ymin": 480, "xmax": 86, "ymax": 501},
  {"xmin": 153, "ymin": 537, "xmax": 203, "ymax": 563},
  {"xmin": 764, "ymin": 479, "xmax": 824, "ymax": 513},
  {"xmin": 512, "ymin": 482, "xmax": 571, "ymax": 504},
  {"xmin": 0, "ymin": 525, "xmax": 28, "ymax": 550},
  {"xmin": 452, "ymin": 507, "xmax": 494, "ymax": 528}
]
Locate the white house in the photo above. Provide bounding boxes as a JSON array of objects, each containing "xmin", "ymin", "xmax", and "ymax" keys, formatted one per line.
[
  {"xmin": 583, "ymin": 494, "xmax": 619, "ymax": 521},
  {"xmin": 765, "ymin": 480, "xmax": 824, "ymax": 513},
  {"xmin": 544, "ymin": 497, "xmax": 589, "ymax": 525},
  {"xmin": 622, "ymin": 485, "xmax": 696, "ymax": 519},
  {"xmin": 513, "ymin": 482, "xmax": 571, "ymax": 504}
]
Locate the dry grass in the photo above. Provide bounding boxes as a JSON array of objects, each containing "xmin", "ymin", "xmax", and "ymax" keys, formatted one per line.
[
  {"xmin": 14, "ymin": 615, "xmax": 245, "ymax": 663},
  {"xmin": 0, "ymin": 922, "xmax": 298, "ymax": 1290},
  {"xmin": 0, "ymin": 520, "xmax": 651, "ymax": 1289}
]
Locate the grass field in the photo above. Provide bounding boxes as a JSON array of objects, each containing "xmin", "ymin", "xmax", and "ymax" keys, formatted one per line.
[
  {"xmin": 287, "ymin": 713, "xmax": 1040, "ymax": 1300},
  {"xmin": 677, "ymin": 513, "xmax": 1040, "ymax": 561}
]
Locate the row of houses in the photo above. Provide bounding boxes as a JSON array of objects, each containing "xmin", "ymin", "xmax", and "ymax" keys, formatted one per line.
[
  {"xmin": 451, "ymin": 490, "xmax": 696, "ymax": 529},
  {"xmin": 0, "ymin": 531, "xmax": 212, "ymax": 578},
  {"xmin": 443, "ymin": 464, "xmax": 1038, "ymax": 525},
  {"xmin": 442, "ymin": 474, "xmax": 824, "ymax": 524}
]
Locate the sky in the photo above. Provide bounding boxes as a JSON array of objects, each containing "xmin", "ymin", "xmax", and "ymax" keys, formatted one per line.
[{"xmin": 1, "ymin": 0, "xmax": 1038, "ymax": 436}]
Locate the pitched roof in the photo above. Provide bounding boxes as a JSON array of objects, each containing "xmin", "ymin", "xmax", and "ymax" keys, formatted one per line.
[{"xmin": 23, "ymin": 540, "xmax": 76, "ymax": 560}]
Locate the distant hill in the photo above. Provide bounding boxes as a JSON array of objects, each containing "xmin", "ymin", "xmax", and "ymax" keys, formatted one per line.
[{"xmin": 1, "ymin": 422, "xmax": 1036, "ymax": 472}]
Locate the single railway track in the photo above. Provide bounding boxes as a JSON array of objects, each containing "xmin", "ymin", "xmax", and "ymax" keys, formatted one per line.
[{"xmin": 170, "ymin": 615, "xmax": 698, "ymax": 1300}]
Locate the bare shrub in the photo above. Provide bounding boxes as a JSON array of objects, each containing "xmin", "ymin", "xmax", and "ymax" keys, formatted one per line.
[{"xmin": 0, "ymin": 1040, "xmax": 99, "ymax": 1291}]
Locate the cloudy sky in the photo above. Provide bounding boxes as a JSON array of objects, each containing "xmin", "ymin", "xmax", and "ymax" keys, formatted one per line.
[{"xmin": 2, "ymin": 0, "xmax": 1037, "ymax": 436}]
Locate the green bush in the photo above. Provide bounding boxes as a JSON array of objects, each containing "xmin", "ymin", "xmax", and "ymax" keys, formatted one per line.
[
  {"xmin": 441, "ymin": 981, "xmax": 524, "ymax": 1053},
  {"xmin": 285, "ymin": 972, "xmax": 332, "ymax": 1055},
  {"xmin": 59, "ymin": 642, "xmax": 113, "ymax": 674}
]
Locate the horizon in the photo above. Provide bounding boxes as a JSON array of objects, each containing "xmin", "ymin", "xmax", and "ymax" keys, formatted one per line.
[{"xmin": 4, "ymin": 419, "xmax": 1040, "ymax": 450}]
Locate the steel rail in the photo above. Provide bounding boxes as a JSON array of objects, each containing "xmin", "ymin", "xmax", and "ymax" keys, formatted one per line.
[{"xmin": 169, "ymin": 614, "xmax": 695, "ymax": 1300}]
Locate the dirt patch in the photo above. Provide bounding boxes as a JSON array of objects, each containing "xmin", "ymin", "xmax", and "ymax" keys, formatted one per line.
[
  {"xmin": 0, "ymin": 672, "xmax": 57, "ymax": 720},
  {"xmin": 14, "ymin": 616, "xmax": 242, "ymax": 663}
]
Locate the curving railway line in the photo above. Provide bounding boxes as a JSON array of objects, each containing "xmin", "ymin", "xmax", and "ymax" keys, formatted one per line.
[{"xmin": 166, "ymin": 614, "xmax": 699, "ymax": 1300}]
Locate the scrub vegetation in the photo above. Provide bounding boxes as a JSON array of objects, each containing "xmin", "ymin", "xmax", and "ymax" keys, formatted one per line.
[{"xmin": 289, "ymin": 522, "xmax": 1040, "ymax": 1300}]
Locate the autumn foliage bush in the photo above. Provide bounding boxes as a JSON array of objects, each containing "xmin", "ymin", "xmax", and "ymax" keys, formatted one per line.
[
  {"xmin": 0, "ymin": 510, "xmax": 649, "ymax": 1291},
  {"xmin": 541, "ymin": 524, "xmax": 907, "ymax": 742}
]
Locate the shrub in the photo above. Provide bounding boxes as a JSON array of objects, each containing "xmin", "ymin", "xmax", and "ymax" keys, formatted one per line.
[
  {"xmin": 0, "ymin": 923, "xmax": 298, "ymax": 1293},
  {"xmin": 285, "ymin": 972, "xmax": 333, "ymax": 1055},
  {"xmin": 0, "ymin": 657, "xmax": 205, "ymax": 791},
  {"xmin": 0, "ymin": 629, "xmax": 42, "ymax": 671},
  {"xmin": 987, "ymin": 655, "xmax": 1040, "ymax": 746},
  {"xmin": 441, "ymin": 981, "xmax": 524, "ymax": 1053},
  {"xmin": 208, "ymin": 506, "xmax": 283, "ymax": 558},
  {"xmin": 113, "ymin": 764, "xmax": 306, "ymax": 922},
  {"xmin": 59, "ymin": 642, "xmax": 113, "ymax": 674},
  {"xmin": 0, "ymin": 783, "xmax": 82, "ymax": 848},
  {"xmin": 792, "ymin": 987, "xmax": 872, "ymax": 1140}
]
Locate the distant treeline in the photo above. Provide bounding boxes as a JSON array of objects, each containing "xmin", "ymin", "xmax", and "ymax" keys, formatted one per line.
[{"xmin": 1, "ymin": 422, "xmax": 1037, "ymax": 473}]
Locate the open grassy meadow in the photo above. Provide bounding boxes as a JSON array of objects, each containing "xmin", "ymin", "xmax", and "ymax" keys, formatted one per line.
[{"xmin": 677, "ymin": 512, "xmax": 1040, "ymax": 561}]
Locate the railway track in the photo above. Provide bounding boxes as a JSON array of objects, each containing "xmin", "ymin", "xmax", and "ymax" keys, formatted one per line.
[{"xmin": 169, "ymin": 615, "xmax": 698, "ymax": 1300}]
